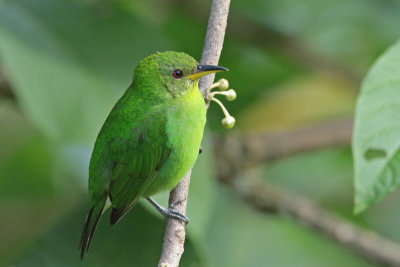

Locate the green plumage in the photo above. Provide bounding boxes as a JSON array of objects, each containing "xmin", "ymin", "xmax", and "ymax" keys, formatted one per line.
[{"xmin": 79, "ymin": 51, "xmax": 212, "ymax": 258}]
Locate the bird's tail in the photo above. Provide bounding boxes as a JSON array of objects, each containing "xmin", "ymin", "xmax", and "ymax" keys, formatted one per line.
[{"xmin": 79, "ymin": 195, "xmax": 107, "ymax": 260}]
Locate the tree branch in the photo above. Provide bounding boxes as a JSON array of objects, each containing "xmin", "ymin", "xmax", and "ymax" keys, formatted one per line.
[
  {"xmin": 158, "ymin": 1, "xmax": 231, "ymax": 266},
  {"xmin": 215, "ymin": 118, "xmax": 353, "ymax": 172},
  {"xmin": 220, "ymin": 171, "xmax": 400, "ymax": 267}
]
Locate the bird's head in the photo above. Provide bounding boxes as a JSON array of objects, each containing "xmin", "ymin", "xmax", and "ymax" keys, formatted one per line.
[{"xmin": 134, "ymin": 51, "xmax": 228, "ymax": 98}]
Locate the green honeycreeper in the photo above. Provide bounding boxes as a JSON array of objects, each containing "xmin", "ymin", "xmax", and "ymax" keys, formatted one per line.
[{"xmin": 79, "ymin": 51, "xmax": 227, "ymax": 259}]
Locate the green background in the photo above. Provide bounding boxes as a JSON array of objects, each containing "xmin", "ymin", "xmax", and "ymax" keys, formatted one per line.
[{"xmin": 1, "ymin": 0, "xmax": 400, "ymax": 266}]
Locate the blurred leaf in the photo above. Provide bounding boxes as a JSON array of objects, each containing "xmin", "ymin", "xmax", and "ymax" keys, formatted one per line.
[
  {"xmin": 0, "ymin": 103, "xmax": 77, "ymax": 264},
  {"xmin": 206, "ymin": 185, "xmax": 376, "ymax": 267},
  {"xmin": 236, "ymin": 71, "xmax": 356, "ymax": 133},
  {"xmin": 162, "ymin": 10, "xmax": 205, "ymax": 60},
  {"xmin": 353, "ymin": 40, "xmax": 400, "ymax": 213},
  {"xmin": 54, "ymin": 143, "xmax": 92, "ymax": 192},
  {"xmin": 0, "ymin": 100, "xmax": 38, "ymax": 162},
  {"xmin": 233, "ymin": 0, "xmax": 400, "ymax": 72},
  {"xmin": 0, "ymin": 101, "xmax": 63, "ymax": 265},
  {"xmin": 0, "ymin": 101, "xmax": 54, "ymax": 198},
  {"xmin": 0, "ymin": 0, "xmax": 170, "ymax": 143},
  {"xmin": 0, "ymin": 138, "xmax": 53, "ymax": 198}
]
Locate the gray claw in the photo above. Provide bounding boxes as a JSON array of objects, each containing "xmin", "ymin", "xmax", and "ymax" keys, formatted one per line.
[
  {"xmin": 146, "ymin": 197, "xmax": 189, "ymax": 224},
  {"xmin": 166, "ymin": 208, "xmax": 189, "ymax": 224}
]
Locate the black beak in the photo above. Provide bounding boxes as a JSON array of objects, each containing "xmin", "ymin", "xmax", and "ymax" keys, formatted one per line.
[{"xmin": 188, "ymin": 65, "xmax": 229, "ymax": 80}]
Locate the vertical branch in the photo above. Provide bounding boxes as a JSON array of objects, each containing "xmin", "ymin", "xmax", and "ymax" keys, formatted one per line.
[
  {"xmin": 198, "ymin": 0, "xmax": 231, "ymax": 94},
  {"xmin": 158, "ymin": 0, "xmax": 231, "ymax": 266}
]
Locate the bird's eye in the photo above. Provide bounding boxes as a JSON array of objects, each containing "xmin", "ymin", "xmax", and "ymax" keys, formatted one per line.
[{"xmin": 172, "ymin": 69, "xmax": 183, "ymax": 79}]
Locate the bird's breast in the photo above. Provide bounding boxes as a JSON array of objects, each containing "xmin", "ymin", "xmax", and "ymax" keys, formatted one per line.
[
  {"xmin": 143, "ymin": 89, "xmax": 206, "ymax": 195},
  {"xmin": 165, "ymin": 89, "xmax": 206, "ymax": 159}
]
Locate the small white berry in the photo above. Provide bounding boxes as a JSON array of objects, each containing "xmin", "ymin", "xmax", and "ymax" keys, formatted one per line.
[
  {"xmin": 217, "ymin": 79, "xmax": 229, "ymax": 90},
  {"xmin": 225, "ymin": 89, "xmax": 237, "ymax": 101},
  {"xmin": 222, "ymin": 116, "xmax": 235, "ymax": 129}
]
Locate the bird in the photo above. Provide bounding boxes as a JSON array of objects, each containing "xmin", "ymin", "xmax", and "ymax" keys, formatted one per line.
[{"xmin": 79, "ymin": 51, "xmax": 228, "ymax": 259}]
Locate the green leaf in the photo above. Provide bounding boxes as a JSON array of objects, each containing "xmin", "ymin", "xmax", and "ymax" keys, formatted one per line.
[{"xmin": 353, "ymin": 40, "xmax": 400, "ymax": 213}]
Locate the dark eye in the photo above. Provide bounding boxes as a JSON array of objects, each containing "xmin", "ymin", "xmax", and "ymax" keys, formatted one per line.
[{"xmin": 172, "ymin": 69, "xmax": 183, "ymax": 79}]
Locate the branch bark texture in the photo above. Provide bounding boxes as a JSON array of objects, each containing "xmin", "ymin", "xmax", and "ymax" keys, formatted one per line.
[
  {"xmin": 216, "ymin": 118, "xmax": 353, "ymax": 171},
  {"xmin": 158, "ymin": 0, "xmax": 231, "ymax": 266},
  {"xmin": 221, "ymin": 172, "xmax": 400, "ymax": 267}
]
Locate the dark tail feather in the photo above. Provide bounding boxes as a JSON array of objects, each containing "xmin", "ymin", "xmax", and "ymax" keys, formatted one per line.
[
  {"xmin": 110, "ymin": 206, "xmax": 129, "ymax": 225},
  {"xmin": 110, "ymin": 199, "xmax": 139, "ymax": 226},
  {"xmin": 79, "ymin": 196, "xmax": 107, "ymax": 260}
]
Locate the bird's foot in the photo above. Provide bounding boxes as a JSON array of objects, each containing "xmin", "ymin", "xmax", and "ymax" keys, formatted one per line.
[
  {"xmin": 199, "ymin": 146, "xmax": 203, "ymax": 154},
  {"xmin": 146, "ymin": 197, "xmax": 189, "ymax": 224},
  {"xmin": 162, "ymin": 208, "xmax": 189, "ymax": 224}
]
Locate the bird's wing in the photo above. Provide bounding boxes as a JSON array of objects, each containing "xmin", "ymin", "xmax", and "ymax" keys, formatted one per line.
[{"xmin": 107, "ymin": 111, "xmax": 172, "ymax": 225}]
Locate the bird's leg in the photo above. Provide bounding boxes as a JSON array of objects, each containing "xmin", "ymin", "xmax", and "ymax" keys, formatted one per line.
[
  {"xmin": 146, "ymin": 197, "xmax": 189, "ymax": 224},
  {"xmin": 199, "ymin": 146, "xmax": 203, "ymax": 154}
]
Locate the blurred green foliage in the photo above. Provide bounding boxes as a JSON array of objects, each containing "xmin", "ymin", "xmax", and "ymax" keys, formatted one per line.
[{"xmin": 1, "ymin": 0, "xmax": 400, "ymax": 266}]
